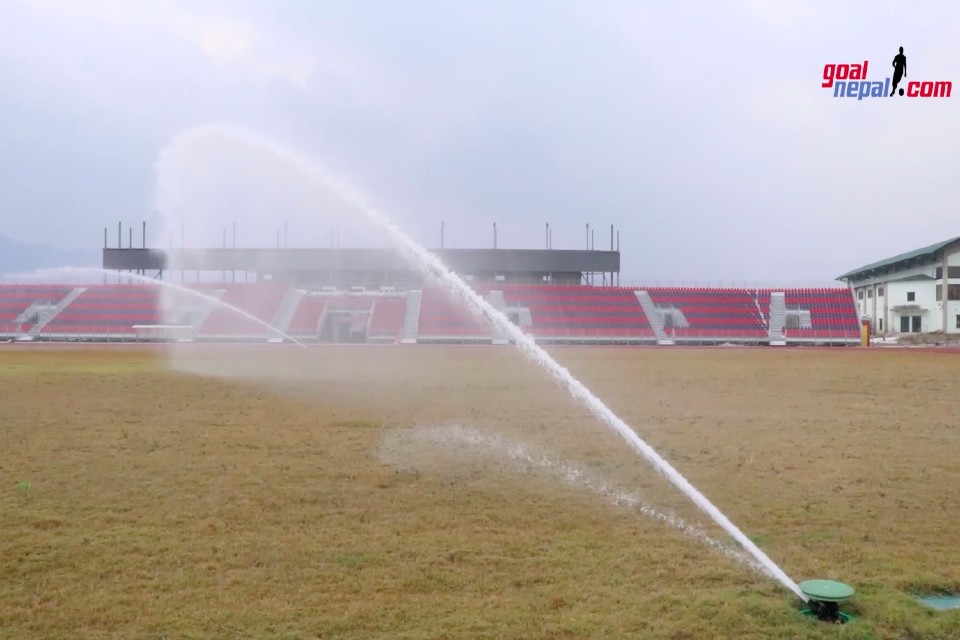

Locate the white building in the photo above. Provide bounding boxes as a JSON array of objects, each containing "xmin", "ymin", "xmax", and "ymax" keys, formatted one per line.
[{"xmin": 838, "ymin": 236, "xmax": 960, "ymax": 336}]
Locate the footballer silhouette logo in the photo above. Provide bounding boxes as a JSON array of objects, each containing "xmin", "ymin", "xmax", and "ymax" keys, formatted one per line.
[
  {"xmin": 890, "ymin": 46, "xmax": 906, "ymax": 96},
  {"xmin": 821, "ymin": 46, "xmax": 951, "ymax": 99}
]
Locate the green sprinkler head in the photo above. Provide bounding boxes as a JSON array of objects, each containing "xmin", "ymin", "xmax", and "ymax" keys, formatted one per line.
[{"xmin": 799, "ymin": 579, "xmax": 855, "ymax": 624}]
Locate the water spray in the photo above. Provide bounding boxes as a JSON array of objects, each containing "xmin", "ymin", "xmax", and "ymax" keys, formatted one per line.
[
  {"xmin": 18, "ymin": 267, "xmax": 306, "ymax": 347},
  {"xmin": 382, "ymin": 425, "xmax": 768, "ymax": 575},
  {"xmin": 158, "ymin": 124, "xmax": 808, "ymax": 600}
]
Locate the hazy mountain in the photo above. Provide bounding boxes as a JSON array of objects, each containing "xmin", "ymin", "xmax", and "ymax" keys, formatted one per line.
[{"xmin": 0, "ymin": 233, "xmax": 100, "ymax": 275}]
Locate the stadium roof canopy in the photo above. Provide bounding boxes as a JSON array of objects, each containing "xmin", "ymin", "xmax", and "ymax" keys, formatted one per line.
[
  {"xmin": 101, "ymin": 247, "xmax": 621, "ymax": 287},
  {"xmin": 836, "ymin": 236, "xmax": 960, "ymax": 282}
]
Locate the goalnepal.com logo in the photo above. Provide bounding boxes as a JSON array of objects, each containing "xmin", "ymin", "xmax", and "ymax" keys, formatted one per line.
[{"xmin": 822, "ymin": 47, "xmax": 952, "ymax": 100}]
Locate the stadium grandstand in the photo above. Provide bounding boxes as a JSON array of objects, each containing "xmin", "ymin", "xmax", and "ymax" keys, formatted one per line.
[{"xmin": 0, "ymin": 239, "xmax": 861, "ymax": 346}]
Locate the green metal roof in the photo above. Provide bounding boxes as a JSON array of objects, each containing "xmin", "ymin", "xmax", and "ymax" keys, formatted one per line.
[{"xmin": 837, "ymin": 236, "xmax": 960, "ymax": 281}]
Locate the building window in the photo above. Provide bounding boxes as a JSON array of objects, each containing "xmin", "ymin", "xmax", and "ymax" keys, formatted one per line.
[
  {"xmin": 899, "ymin": 315, "xmax": 923, "ymax": 333},
  {"xmin": 877, "ymin": 286, "xmax": 884, "ymax": 296},
  {"xmin": 907, "ymin": 291, "xmax": 916, "ymax": 302},
  {"xmin": 857, "ymin": 290, "xmax": 864, "ymax": 300},
  {"xmin": 935, "ymin": 285, "xmax": 960, "ymax": 300},
  {"xmin": 879, "ymin": 318, "xmax": 883, "ymax": 331},
  {"xmin": 956, "ymin": 314, "xmax": 960, "ymax": 329}
]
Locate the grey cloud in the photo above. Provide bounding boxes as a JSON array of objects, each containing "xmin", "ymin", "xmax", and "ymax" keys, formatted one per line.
[{"xmin": 0, "ymin": 0, "xmax": 957, "ymax": 284}]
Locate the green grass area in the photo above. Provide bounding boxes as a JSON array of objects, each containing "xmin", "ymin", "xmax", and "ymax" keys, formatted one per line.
[
  {"xmin": 1, "ymin": 345, "xmax": 959, "ymax": 639},
  {"xmin": 0, "ymin": 347, "xmax": 160, "ymax": 376}
]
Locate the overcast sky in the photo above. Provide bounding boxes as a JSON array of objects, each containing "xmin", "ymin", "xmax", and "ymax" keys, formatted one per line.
[{"xmin": 0, "ymin": 0, "xmax": 957, "ymax": 283}]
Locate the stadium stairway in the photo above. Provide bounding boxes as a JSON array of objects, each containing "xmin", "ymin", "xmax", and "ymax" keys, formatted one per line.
[
  {"xmin": 634, "ymin": 291, "xmax": 671, "ymax": 344},
  {"xmin": 401, "ymin": 290, "xmax": 422, "ymax": 343},
  {"xmin": 270, "ymin": 287, "xmax": 305, "ymax": 340},
  {"xmin": 40, "ymin": 285, "xmax": 164, "ymax": 339},
  {"xmin": 30, "ymin": 287, "xmax": 87, "ymax": 337},
  {"xmin": 15, "ymin": 300, "xmax": 60, "ymax": 333},
  {"xmin": 644, "ymin": 288, "xmax": 768, "ymax": 343},
  {"xmin": 0, "ymin": 285, "xmax": 73, "ymax": 338},
  {"xmin": 768, "ymin": 292, "xmax": 786, "ymax": 345},
  {"xmin": 487, "ymin": 289, "xmax": 510, "ymax": 344}
]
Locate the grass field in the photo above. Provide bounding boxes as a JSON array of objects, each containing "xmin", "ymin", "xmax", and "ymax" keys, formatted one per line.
[{"xmin": 2, "ymin": 344, "xmax": 960, "ymax": 639}]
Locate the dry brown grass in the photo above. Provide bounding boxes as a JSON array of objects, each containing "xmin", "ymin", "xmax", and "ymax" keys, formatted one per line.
[{"xmin": 2, "ymin": 344, "xmax": 960, "ymax": 639}]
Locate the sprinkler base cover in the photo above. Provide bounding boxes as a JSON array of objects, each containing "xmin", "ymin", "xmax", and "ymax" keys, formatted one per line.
[{"xmin": 799, "ymin": 579, "xmax": 855, "ymax": 624}]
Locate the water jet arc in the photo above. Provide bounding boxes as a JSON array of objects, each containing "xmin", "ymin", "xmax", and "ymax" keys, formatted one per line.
[
  {"xmin": 21, "ymin": 267, "xmax": 306, "ymax": 348},
  {"xmin": 158, "ymin": 124, "xmax": 806, "ymax": 600}
]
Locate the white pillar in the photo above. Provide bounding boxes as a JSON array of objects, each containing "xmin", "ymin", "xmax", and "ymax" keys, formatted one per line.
[{"xmin": 942, "ymin": 249, "xmax": 949, "ymax": 333}]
